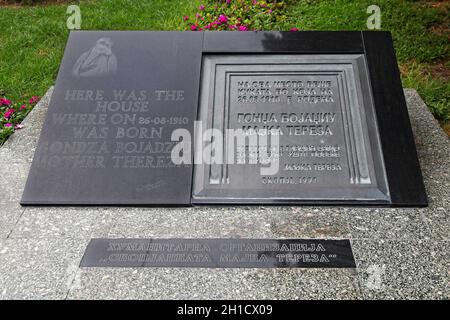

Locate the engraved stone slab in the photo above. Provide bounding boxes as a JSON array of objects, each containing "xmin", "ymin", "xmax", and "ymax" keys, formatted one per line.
[
  {"xmin": 193, "ymin": 55, "xmax": 390, "ymax": 204},
  {"xmin": 20, "ymin": 31, "xmax": 427, "ymax": 206},
  {"xmin": 21, "ymin": 31, "xmax": 203, "ymax": 205},
  {"xmin": 80, "ymin": 238, "xmax": 356, "ymax": 268}
]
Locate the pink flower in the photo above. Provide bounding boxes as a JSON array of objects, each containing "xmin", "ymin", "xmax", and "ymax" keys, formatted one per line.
[
  {"xmin": 199, "ymin": 5, "xmax": 205, "ymax": 11},
  {"xmin": 4, "ymin": 109, "xmax": 15, "ymax": 119},
  {"xmin": 196, "ymin": 13, "xmax": 202, "ymax": 19},
  {"xmin": 252, "ymin": 0, "xmax": 257, "ymax": 4},
  {"xmin": 183, "ymin": 16, "xmax": 189, "ymax": 21},
  {"xmin": 226, "ymin": 0, "xmax": 231, "ymax": 4},
  {"xmin": 14, "ymin": 124, "xmax": 24, "ymax": 129},
  {"xmin": 0, "ymin": 98, "xmax": 11, "ymax": 106},
  {"xmin": 238, "ymin": 25, "xmax": 248, "ymax": 31},
  {"xmin": 191, "ymin": 24, "xmax": 198, "ymax": 31},
  {"xmin": 20, "ymin": 104, "xmax": 27, "ymax": 110},
  {"xmin": 218, "ymin": 15, "xmax": 228, "ymax": 24},
  {"xmin": 29, "ymin": 96, "xmax": 40, "ymax": 104},
  {"xmin": 290, "ymin": 28, "xmax": 299, "ymax": 31},
  {"xmin": 4, "ymin": 123, "xmax": 12, "ymax": 127},
  {"xmin": 268, "ymin": 9, "xmax": 273, "ymax": 13},
  {"xmin": 228, "ymin": 24, "xmax": 237, "ymax": 30}
]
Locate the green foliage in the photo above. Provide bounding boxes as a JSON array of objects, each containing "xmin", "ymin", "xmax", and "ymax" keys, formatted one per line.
[
  {"xmin": 181, "ymin": 0, "xmax": 293, "ymax": 31},
  {"xmin": 0, "ymin": 0, "xmax": 202, "ymax": 103},
  {"xmin": 3, "ymin": 0, "xmax": 41, "ymax": 4},
  {"xmin": 0, "ymin": 96, "xmax": 40, "ymax": 145},
  {"xmin": 402, "ymin": 64, "xmax": 450, "ymax": 123},
  {"xmin": 286, "ymin": 0, "xmax": 449, "ymax": 64}
]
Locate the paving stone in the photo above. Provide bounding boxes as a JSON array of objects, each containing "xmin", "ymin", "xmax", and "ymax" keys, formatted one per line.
[
  {"xmin": 9, "ymin": 207, "xmax": 114, "ymax": 239},
  {"xmin": 105, "ymin": 206, "xmax": 350, "ymax": 239},
  {"xmin": 353, "ymin": 240, "xmax": 449, "ymax": 299},
  {"xmin": 0, "ymin": 162, "xmax": 29, "ymax": 205},
  {"xmin": 0, "ymin": 203, "xmax": 24, "ymax": 239},
  {"xmin": 347, "ymin": 208, "xmax": 431, "ymax": 240},
  {"xmin": 0, "ymin": 237, "xmax": 88, "ymax": 300},
  {"xmin": 68, "ymin": 268, "xmax": 361, "ymax": 300},
  {"xmin": 405, "ymin": 89, "xmax": 450, "ymax": 240}
]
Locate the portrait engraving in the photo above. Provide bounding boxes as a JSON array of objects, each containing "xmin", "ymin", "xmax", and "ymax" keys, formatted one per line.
[{"xmin": 72, "ymin": 37, "xmax": 117, "ymax": 78}]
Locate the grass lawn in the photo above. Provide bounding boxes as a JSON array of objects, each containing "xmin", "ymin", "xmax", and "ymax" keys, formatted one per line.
[
  {"xmin": 0, "ymin": 0, "xmax": 202, "ymax": 101},
  {"xmin": 0, "ymin": 0, "xmax": 448, "ymax": 136}
]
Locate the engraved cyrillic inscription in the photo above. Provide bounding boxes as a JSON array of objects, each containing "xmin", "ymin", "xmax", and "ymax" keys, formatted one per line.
[
  {"xmin": 193, "ymin": 54, "xmax": 389, "ymax": 203},
  {"xmin": 229, "ymin": 74, "xmax": 343, "ymax": 187},
  {"xmin": 81, "ymin": 239, "xmax": 356, "ymax": 268}
]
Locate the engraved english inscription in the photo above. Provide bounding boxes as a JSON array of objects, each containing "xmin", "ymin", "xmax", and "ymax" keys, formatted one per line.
[
  {"xmin": 34, "ymin": 89, "xmax": 184, "ymax": 171},
  {"xmin": 21, "ymin": 31, "xmax": 203, "ymax": 205},
  {"xmin": 193, "ymin": 54, "xmax": 390, "ymax": 203}
]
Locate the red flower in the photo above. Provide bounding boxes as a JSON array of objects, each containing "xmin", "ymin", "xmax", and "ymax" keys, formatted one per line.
[
  {"xmin": 20, "ymin": 104, "xmax": 27, "ymax": 110},
  {"xmin": 290, "ymin": 28, "xmax": 299, "ymax": 31},
  {"xmin": 238, "ymin": 25, "xmax": 249, "ymax": 31},
  {"xmin": 4, "ymin": 123, "xmax": 12, "ymax": 127}
]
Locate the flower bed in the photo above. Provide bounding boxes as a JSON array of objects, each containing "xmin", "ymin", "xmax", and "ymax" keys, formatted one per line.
[
  {"xmin": 182, "ymin": 0, "xmax": 299, "ymax": 31},
  {"xmin": 0, "ymin": 96, "xmax": 40, "ymax": 145}
]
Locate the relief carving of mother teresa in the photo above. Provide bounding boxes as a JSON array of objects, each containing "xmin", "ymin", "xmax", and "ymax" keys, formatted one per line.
[{"xmin": 72, "ymin": 38, "xmax": 117, "ymax": 78}]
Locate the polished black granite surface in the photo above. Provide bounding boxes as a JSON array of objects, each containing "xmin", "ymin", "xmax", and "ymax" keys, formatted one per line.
[
  {"xmin": 21, "ymin": 31, "xmax": 203, "ymax": 205},
  {"xmin": 81, "ymin": 238, "xmax": 356, "ymax": 268},
  {"xmin": 21, "ymin": 31, "xmax": 427, "ymax": 206}
]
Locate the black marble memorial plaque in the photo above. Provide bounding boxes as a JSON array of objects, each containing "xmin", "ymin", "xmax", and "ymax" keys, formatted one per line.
[
  {"xmin": 21, "ymin": 31, "xmax": 203, "ymax": 205},
  {"xmin": 80, "ymin": 238, "xmax": 356, "ymax": 268},
  {"xmin": 22, "ymin": 31, "xmax": 427, "ymax": 206}
]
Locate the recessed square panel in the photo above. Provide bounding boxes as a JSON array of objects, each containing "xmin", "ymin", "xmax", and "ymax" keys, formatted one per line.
[{"xmin": 193, "ymin": 54, "xmax": 390, "ymax": 204}]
